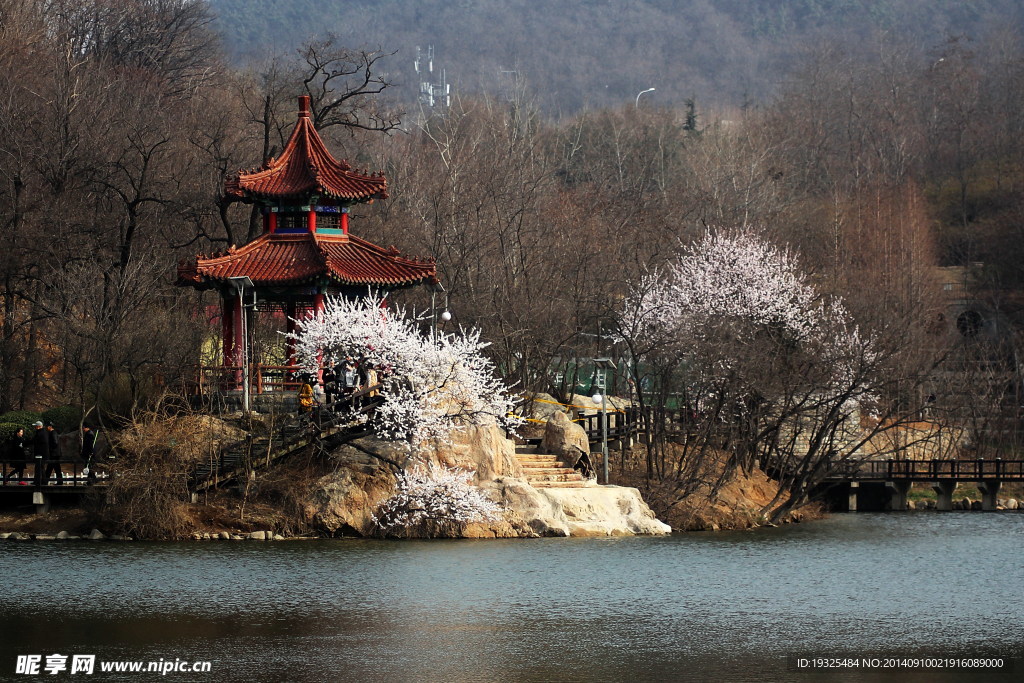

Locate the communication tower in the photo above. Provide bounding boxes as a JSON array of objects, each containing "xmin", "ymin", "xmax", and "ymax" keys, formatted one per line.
[{"xmin": 415, "ymin": 45, "xmax": 450, "ymax": 108}]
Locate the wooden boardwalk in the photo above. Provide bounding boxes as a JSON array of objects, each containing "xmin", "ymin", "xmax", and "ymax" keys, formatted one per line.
[
  {"xmin": 823, "ymin": 459, "xmax": 1024, "ymax": 482},
  {"xmin": 0, "ymin": 386, "xmax": 385, "ymax": 505}
]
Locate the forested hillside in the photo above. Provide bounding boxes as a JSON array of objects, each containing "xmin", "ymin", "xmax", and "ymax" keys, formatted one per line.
[{"xmin": 209, "ymin": 0, "xmax": 1024, "ymax": 112}]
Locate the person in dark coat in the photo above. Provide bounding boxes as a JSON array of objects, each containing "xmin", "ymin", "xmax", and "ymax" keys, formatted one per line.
[
  {"xmin": 31, "ymin": 421, "xmax": 48, "ymax": 486},
  {"xmin": 43, "ymin": 422, "xmax": 63, "ymax": 485},
  {"xmin": 322, "ymin": 362, "xmax": 337, "ymax": 406},
  {"xmin": 3, "ymin": 427, "xmax": 27, "ymax": 484}
]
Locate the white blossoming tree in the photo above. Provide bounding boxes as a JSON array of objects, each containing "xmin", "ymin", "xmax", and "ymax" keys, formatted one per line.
[
  {"xmin": 290, "ymin": 293, "xmax": 518, "ymax": 451},
  {"xmin": 619, "ymin": 230, "xmax": 926, "ymax": 520},
  {"xmin": 372, "ymin": 463, "xmax": 502, "ymax": 537},
  {"xmin": 289, "ymin": 294, "xmax": 516, "ymax": 535}
]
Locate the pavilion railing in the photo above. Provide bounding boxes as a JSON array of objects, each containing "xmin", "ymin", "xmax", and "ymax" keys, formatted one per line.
[{"xmin": 193, "ymin": 364, "xmax": 305, "ymax": 395}]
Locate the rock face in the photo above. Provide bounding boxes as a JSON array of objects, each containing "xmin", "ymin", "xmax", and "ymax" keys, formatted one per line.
[
  {"xmin": 523, "ymin": 393, "xmax": 567, "ymax": 422},
  {"xmin": 304, "ymin": 463, "xmax": 396, "ymax": 536},
  {"xmin": 422, "ymin": 423, "xmax": 523, "ymax": 482},
  {"xmin": 541, "ymin": 411, "xmax": 590, "ymax": 466},
  {"xmin": 300, "ymin": 419, "xmax": 670, "ymax": 538},
  {"xmin": 483, "ymin": 479, "xmax": 671, "ymax": 537}
]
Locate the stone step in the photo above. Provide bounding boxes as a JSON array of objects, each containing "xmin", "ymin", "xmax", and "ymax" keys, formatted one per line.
[
  {"xmin": 531, "ymin": 480, "xmax": 588, "ymax": 488},
  {"xmin": 522, "ymin": 469, "xmax": 585, "ymax": 480},
  {"xmin": 519, "ymin": 466, "xmax": 577, "ymax": 475},
  {"xmin": 528, "ymin": 475, "xmax": 585, "ymax": 485},
  {"xmin": 517, "ymin": 456, "xmax": 562, "ymax": 464}
]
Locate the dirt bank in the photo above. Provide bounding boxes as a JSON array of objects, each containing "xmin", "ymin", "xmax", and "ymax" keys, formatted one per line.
[{"xmin": 610, "ymin": 445, "xmax": 825, "ymax": 531}]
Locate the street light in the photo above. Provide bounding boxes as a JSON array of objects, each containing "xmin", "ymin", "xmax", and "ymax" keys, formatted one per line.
[
  {"xmin": 228, "ymin": 276, "xmax": 255, "ymax": 413},
  {"xmin": 431, "ymin": 281, "xmax": 450, "ymax": 340},
  {"xmin": 592, "ymin": 357, "xmax": 616, "ymax": 484},
  {"xmin": 635, "ymin": 87, "xmax": 655, "ymax": 108}
]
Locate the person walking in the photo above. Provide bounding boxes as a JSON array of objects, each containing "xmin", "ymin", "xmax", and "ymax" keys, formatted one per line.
[
  {"xmin": 3, "ymin": 427, "xmax": 27, "ymax": 484},
  {"xmin": 44, "ymin": 422, "xmax": 64, "ymax": 485},
  {"xmin": 342, "ymin": 357, "xmax": 360, "ymax": 398},
  {"xmin": 297, "ymin": 373, "xmax": 315, "ymax": 423},
  {"xmin": 322, "ymin": 362, "xmax": 337, "ymax": 406},
  {"xmin": 31, "ymin": 421, "xmax": 48, "ymax": 486}
]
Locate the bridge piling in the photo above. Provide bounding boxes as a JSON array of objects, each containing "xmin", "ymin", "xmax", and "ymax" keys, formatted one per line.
[
  {"xmin": 848, "ymin": 482, "xmax": 859, "ymax": 511},
  {"xmin": 32, "ymin": 491, "xmax": 49, "ymax": 514},
  {"xmin": 885, "ymin": 480, "xmax": 911, "ymax": 511},
  {"xmin": 931, "ymin": 481, "xmax": 957, "ymax": 511},
  {"xmin": 978, "ymin": 481, "xmax": 1001, "ymax": 511}
]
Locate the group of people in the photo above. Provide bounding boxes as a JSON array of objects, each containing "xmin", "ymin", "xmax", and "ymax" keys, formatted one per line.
[
  {"xmin": 3, "ymin": 422, "xmax": 99, "ymax": 486},
  {"xmin": 296, "ymin": 356, "xmax": 380, "ymax": 417}
]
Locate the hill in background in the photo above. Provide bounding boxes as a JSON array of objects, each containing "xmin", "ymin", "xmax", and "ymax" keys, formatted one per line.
[{"xmin": 208, "ymin": 0, "xmax": 1024, "ymax": 114}]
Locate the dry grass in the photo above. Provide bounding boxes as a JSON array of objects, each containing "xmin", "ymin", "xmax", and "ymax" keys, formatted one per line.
[{"xmin": 95, "ymin": 410, "xmax": 245, "ymax": 539}]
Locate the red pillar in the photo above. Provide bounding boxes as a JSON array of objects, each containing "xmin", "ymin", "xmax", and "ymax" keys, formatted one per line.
[
  {"xmin": 222, "ymin": 295, "xmax": 236, "ymax": 366},
  {"xmin": 308, "ymin": 209, "xmax": 316, "ymax": 234},
  {"xmin": 268, "ymin": 211, "xmax": 277, "ymax": 234},
  {"xmin": 341, "ymin": 210, "xmax": 349, "ymax": 235}
]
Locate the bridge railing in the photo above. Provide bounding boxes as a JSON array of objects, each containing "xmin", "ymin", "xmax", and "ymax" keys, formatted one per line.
[
  {"xmin": 0, "ymin": 458, "xmax": 98, "ymax": 488},
  {"xmin": 191, "ymin": 382, "xmax": 384, "ymax": 491},
  {"xmin": 579, "ymin": 406, "xmax": 642, "ymax": 442},
  {"xmin": 835, "ymin": 458, "xmax": 1024, "ymax": 481},
  {"xmin": 192, "ymin": 364, "xmax": 306, "ymax": 395}
]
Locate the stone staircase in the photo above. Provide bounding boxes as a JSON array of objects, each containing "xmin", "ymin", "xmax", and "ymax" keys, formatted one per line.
[{"xmin": 514, "ymin": 445, "xmax": 589, "ymax": 488}]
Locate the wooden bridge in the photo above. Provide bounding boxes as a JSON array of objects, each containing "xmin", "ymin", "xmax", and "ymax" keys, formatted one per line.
[
  {"xmin": 0, "ymin": 385, "xmax": 385, "ymax": 513},
  {"xmin": 191, "ymin": 385, "xmax": 383, "ymax": 492},
  {"xmin": 824, "ymin": 458, "xmax": 1024, "ymax": 482},
  {"xmin": 813, "ymin": 458, "xmax": 1024, "ymax": 512},
  {"xmin": 0, "ymin": 457, "xmax": 104, "ymax": 513}
]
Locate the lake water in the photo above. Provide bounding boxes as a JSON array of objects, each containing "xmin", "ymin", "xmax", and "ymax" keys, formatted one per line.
[{"xmin": 2, "ymin": 513, "xmax": 1022, "ymax": 682}]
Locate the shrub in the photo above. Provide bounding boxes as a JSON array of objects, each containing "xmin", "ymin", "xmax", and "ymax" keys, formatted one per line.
[
  {"xmin": 0, "ymin": 410, "xmax": 42, "ymax": 430},
  {"xmin": 96, "ymin": 411, "xmax": 221, "ymax": 539},
  {"xmin": 41, "ymin": 406, "xmax": 83, "ymax": 433}
]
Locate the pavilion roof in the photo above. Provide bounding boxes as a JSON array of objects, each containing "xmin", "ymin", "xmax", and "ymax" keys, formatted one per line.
[
  {"xmin": 224, "ymin": 96, "xmax": 388, "ymax": 203},
  {"xmin": 177, "ymin": 232, "xmax": 437, "ymax": 289}
]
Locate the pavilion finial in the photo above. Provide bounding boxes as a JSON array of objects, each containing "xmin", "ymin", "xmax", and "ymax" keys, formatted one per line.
[{"xmin": 298, "ymin": 95, "xmax": 310, "ymax": 117}]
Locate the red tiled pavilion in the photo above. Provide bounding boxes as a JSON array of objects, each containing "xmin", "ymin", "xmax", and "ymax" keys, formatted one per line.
[{"xmin": 178, "ymin": 95, "xmax": 436, "ymax": 382}]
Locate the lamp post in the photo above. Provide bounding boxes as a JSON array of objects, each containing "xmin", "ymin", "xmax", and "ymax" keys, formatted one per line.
[
  {"xmin": 228, "ymin": 276, "xmax": 255, "ymax": 413},
  {"xmin": 635, "ymin": 87, "xmax": 655, "ymax": 108},
  {"xmin": 591, "ymin": 357, "xmax": 616, "ymax": 484},
  {"xmin": 431, "ymin": 282, "xmax": 450, "ymax": 341}
]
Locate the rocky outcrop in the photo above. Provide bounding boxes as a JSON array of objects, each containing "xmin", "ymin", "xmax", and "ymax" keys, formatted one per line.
[
  {"xmin": 486, "ymin": 479, "xmax": 671, "ymax": 537},
  {"xmin": 541, "ymin": 411, "xmax": 590, "ymax": 466},
  {"xmin": 303, "ymin": 462, "xmax": 396, "ymax": 536},
  {"xmin": 522, "ymin": 392, "xmax": 568, "ymax": 421},
  {"xmin": 300, "ymin": 417, "xmax": 670, "ymax": 538},
  {"xmin": 421, "ymin": 422, "xmax": 523, "ymax": 482}
]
